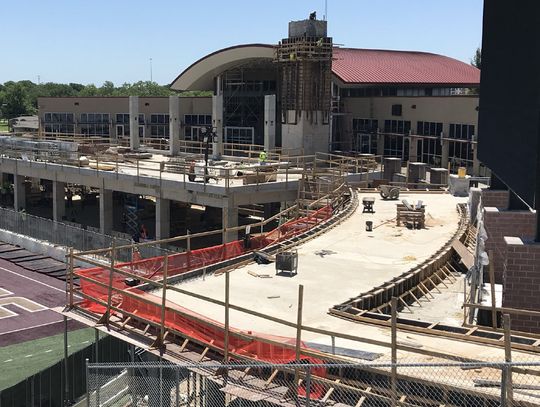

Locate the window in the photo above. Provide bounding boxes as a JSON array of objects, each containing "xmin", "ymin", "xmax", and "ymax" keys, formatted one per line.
[
  {"xmin": 224, "ymin": 127, "xmax": 254, "ymax": 144},
  {"xmin": 419, "ymin": 138, "xmax": 442, "ymax": 166},
  {"xmin": 449, "ymin": 140, "xmax": 474, "ymax": 171},
  {"xmin": 416, "ymin": 121, "xmax": 443, "ymax": 136},
  {"xmin": 43, "ymin": 112, "xmax": 74, "ymax": 134},
  {"xmin": 391, "ymin": 104, "xmax": 402, "ymax": 116},
  {"xmin": 384, "ymin": 134, "xmax": 405, "ymax": 158},
  {"xmin": 184, "ymin": 114, "xmax": 211, "ymax": 126},
  {"xmin": 449, "ymin": 123, "xmax": 475, "ymax": 140},
  {"xmin": 352, "ymin": 118, "xmax": 378, "ymax": 133},
  {"xmin": 384, "ymin": 120, "xmax": 411, "ymax": 134},
  {"xmin": 149, "ymin": 114, "xmax": 170, "ymax": 138},
  {"xmin": 79, "ymin": 113, "xmax": 110, "ymax": 136},
  {"xmin": 116, "ymin": 113, "xmax": 129, "ymax": 124}
]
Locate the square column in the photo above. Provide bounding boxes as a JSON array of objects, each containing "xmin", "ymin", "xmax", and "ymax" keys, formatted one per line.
[
  {"xmin": 264, "ymin": 95, "xmax": 276, "ymax": 151},
  {"xmin": 212, "ymin": 95, "xmax": 224, "ymax": 159},
  {"xmin": 13, "ymin": 174, "xmax": 26, "ymax": 211},
  {"xmin": 155, "ymin": 198, "xmax": 171, "ymax": 241},
  {"xmin": 222, "ymin": 207, "xmax": 238, "ymax": 243},
  {"xmin": 376, "ymin": 132, "xmax": 385, "ymax": 156},
  {"xmin": 483, "ymin": 207, "xmax": 536, "ymax": 283},
  {"xmin": 482, "ymin": 189, "xmax": 509, "ymax": 209},
  {"xmin": 441, "ymin": 139, "xmax": 450, "ymax": 170},
  {"xmin": 52, "ymin": 181, "xmax": 66, "ymax": 222},
  {"xmin": 129, "ymin": 96, "xmax": 140, "ymax": 150},
  {"xmin": 408, "ymin": 136, "xmax": 418, "ymax": 163},
  {"xmin": 503, "ymin": 237, "xmax": 540, "ymax": 334},
  {"xmin": 99, "ymin": 188, "xmax": 113, "ymax": 235},
  {"xmin": 169, "ymin": 96, "xmax": 181, "ymax": 156}
]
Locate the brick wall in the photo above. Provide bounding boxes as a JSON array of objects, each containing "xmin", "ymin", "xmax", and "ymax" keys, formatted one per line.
[
  {"xmin": 481, "ymin": 189, "xmax": 509, "ymax": 209},
  {"xmin": 503, "ymin": 237, "xmax": 540, "ymax": 334},
  {"xmin": 483, "ymin": 208, "xmax": 536, "ymax": 283}
]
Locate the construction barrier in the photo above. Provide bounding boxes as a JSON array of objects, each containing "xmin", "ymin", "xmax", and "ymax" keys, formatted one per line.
[{"xmin": 75, "ymin": 205, "xmax": 333, "ymax": 386}]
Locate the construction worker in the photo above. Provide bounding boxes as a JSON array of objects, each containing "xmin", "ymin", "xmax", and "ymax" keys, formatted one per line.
[{"xmin": 259, "ymin": 150, "xmax": 267, "ymax": 165}]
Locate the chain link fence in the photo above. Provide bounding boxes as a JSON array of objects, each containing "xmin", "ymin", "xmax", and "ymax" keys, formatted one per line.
[
  {"xmin": 85, "ymin": 360, "xmax": 540, "ymax": 407},
  {"xmin": 0, "ymin": 206, "xmax": 171, "ymax": 261}
]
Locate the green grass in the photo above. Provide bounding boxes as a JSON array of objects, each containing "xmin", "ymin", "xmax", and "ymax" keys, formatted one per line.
[
  {"xmin": 0, "ymin": 328, "xmax": 95, "ymax": 390},
  {"xmin": 0, "ymin": 122, "xmax": 8, "ymax": 132}
]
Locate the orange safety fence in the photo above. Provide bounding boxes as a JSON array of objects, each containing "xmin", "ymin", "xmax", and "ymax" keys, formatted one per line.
[
  {"xmin": 75, "ymin": 204, "xmax": 334, "ymax": 396},
  {"xmin": 77, "ymin": 204, "xmax": 333, "ymax": 314},
  {"xmin": 123, "ymin": 289, "xmax": 325, "ymax": 397}
]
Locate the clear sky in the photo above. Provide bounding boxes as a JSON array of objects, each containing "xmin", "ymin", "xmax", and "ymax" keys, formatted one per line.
[{"xmin": 2, "ymin": 0, "xmax": 483, "ymax": 86}]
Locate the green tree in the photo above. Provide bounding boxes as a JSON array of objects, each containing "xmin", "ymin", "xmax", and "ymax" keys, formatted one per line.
[
  {"xmin": 471, "ymin": 47, "xmax": 481, "ymax": 69},
  {"xmin": 1, "ymin": 82, "xmax": 34, "ymax": 118}
]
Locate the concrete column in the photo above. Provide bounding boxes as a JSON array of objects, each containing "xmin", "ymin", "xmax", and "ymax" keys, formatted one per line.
[
  {"xmin": 99, "ymin": 188, "xmax": 113, "ymax": 235},
  {"xmin": 155, "ymin": 198, "xmax": 171, "ymax": 240},
  {"xmin": 264, "ymin": 94, "xmax": 276, "ymax": 151},
  {"xmin": 468, "ymin": 187, "xmax": 482, "ymax": 224},
  {"xmin": 13, "ymin": 174, "xmax": 26, "ymax": 211},
  {"xmin": 212, "ymin": 95, "xmax": 224, "ymax": 159},
  {"xmin": 376, "ymin": 131, "xmax": 385, "ymax": 156},
  {"xmin": 169, "ymin": 95, "xmax": 181, "ymax": 156},
  {"xmin": 472, "ymin": 143, "xmax": 480, "ymax": 176},
  {"xmin": 0, "ymin": 172, "xmax": 8, "ymax": 205},
  {"xmin": 52, "ymin": 181, "xmax": 66, "ymax": 222},
  {"xmin": 129, "ymin": 96, "xmax": 140, "ymax": 150},
  {"xmin": 222, "ymin": 206, "xmax": 238, "ymax": 243},
  {"xmin": 441, "ymin": 139, "xmax": 450, "ymax": 170},
  {"xmin": 408, "ymin": 136, "xmax": 418, "ymax": 163}
]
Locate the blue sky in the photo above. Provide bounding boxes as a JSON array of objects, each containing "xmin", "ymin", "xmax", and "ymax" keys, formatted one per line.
[{"xmin": 2, "ymin": 0, "xmax": 483, "ymax": 86}]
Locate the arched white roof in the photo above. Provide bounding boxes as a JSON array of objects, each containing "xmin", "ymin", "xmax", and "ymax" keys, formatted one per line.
[{"xmin": 170, "ymin": 44, "xmax": 275, "ymax": 91}]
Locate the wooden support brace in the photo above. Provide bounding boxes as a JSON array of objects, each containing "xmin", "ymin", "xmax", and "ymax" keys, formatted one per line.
[
  {"xmin": 399, "ymin": 296, "xmax": 413, "ymax": 313},
  {"xmin": 179, "ymin": 338, "xmax": 190, "ymax": 352},
  {"xmin": 408, "ymin": 290, "xmax": 423, "ymax": 307},
  {"xmin": 321, "ymin": 379, "xmax": 340, "ymax": 402},
  {"xmin": 198, "ymin": 340, "xmax": 214, "ymax": 362},
  {"xmin": 419, "ymin": 282, "xmax": 436, "ymax": 298},
  {"xmin": 120, "ymin": 316, "xmax": 132, "ymax": 329},
  {"xmin": 265, "ymin": 369, "xmax": 279, "ymax": 388},
  {"xmin": 433, "ymin": 272, "xmax": 450, "ymax": 289},
  {"xmin": 355, "ymin": 386, "xmax": 372, "ymax": 407},
  {"xmin": 426, "ymin": 276, "xmax": 442, "ymax": 293}
]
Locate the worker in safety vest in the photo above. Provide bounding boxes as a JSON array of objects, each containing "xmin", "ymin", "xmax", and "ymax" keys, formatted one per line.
[{"xmin": 259, "ymin": 150, "xmax": 267, "ymax": 165}]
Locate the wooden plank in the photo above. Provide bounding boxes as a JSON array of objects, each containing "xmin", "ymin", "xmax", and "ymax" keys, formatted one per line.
[{"xmin": 452, "ymin": 240, "xmax": 474, "ymax": 269}]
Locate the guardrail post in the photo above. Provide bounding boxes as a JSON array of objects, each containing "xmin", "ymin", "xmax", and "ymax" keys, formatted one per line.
[
  {"xmin": 175, "ymin": 366, "xmax": 180, "ymax": 407},
  {"xmin": 294, "ymin": 285, "xmax": 304, "ymax": 403},
  {"xmin": 69, "ymin": 247, "xmax": 74, "ymax": 308},
  {"xmin": 224, "ymin": 270, "xmax": 230, "ymax": 364},
  {"xmin": 305, "ymin": 366, "xmax": 311, "ymax": 407},
  {"xmin": 85, "ymin": 358, "xmax": 90, "ymax": 407},
  {"xmin": 503, "ymin": 314, "xmax": 513, "ymax": 405},
  {"xmin": 391, "ymin": 297, "xmax": 398, "ymax": 407}
]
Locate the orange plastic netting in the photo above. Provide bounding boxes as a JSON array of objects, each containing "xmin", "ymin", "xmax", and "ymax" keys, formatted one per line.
[{"xmin": 76, "ymin": 205, "xmax": 332, "ymax": 382}]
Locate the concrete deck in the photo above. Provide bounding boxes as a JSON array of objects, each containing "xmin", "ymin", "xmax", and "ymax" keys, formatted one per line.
[{"xmin": 159, "ymin": 193, "xmax": 522, "ymax": 362}]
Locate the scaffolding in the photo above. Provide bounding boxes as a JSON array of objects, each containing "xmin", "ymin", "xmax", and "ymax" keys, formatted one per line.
[{"xmin": 276, "ymin": 33, "xmax": 333, "ymax": 115}]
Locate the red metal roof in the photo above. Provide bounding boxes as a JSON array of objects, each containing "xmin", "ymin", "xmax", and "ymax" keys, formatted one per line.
[{"xmin": 332, "ymin": 48, "xmax": 480, "ymax": 86}]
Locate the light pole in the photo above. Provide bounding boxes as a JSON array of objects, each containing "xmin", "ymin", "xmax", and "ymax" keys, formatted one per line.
[{"xmin": 149, "ymin": 58, "xmax": 153, "ymax": 82}]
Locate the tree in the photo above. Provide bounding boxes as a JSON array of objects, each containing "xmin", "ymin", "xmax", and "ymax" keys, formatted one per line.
[
  {"xmin": 1, "ymin": 82, "xmax": 34, "ymax": 118},
  {"xmin": 471, "ymin": 47, "xmax": 481, "ymax": 69}
]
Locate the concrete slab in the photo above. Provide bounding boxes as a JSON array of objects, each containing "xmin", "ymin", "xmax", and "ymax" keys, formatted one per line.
[{"xmin": 162, "ymin": 193, "xmax": 487, "ymax": 360}]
